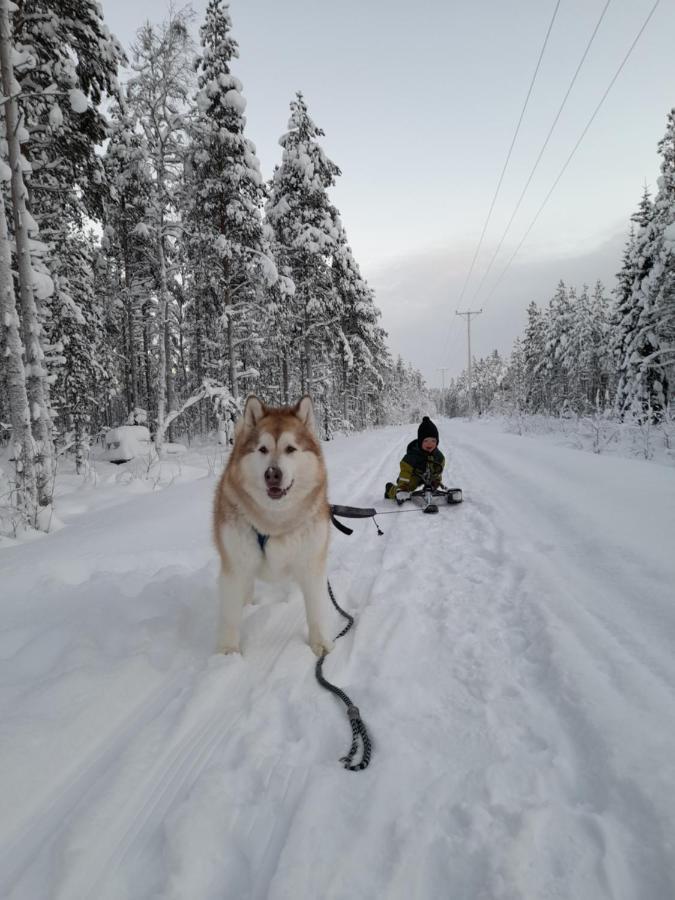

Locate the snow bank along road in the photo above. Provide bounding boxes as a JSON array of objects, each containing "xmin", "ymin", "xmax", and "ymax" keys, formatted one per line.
[{"xmin": 1, "ymin": 420, "xmax": 674, "ymax": 899}]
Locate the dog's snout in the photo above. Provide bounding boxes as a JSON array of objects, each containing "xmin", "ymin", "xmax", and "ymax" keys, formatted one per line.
[{"xmin": 265, "ymin": 465, "xmax": 283, "ymax": 486}]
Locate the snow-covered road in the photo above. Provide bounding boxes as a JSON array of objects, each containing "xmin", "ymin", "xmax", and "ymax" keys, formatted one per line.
[{"xmin": 1, "ymin": 420, "xmax": 674, "ymax": 899}]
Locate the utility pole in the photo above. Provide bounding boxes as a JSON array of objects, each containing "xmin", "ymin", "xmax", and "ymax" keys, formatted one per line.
[
  {"xmin": 437, "ymin": 367, "xmax": 449, "ymax": 415},
  {"xmin": 455, "ymin": 309, "xmax": 482, "ymax": 418}
]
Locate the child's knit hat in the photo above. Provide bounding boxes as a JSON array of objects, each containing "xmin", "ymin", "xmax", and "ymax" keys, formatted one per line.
[{"xmin": 417, "ymin": 416, "xmax": 439, "ymax": 447}]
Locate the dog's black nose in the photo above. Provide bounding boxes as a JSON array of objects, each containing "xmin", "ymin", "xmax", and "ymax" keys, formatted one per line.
[{"xmin": 265, "ymin": 466, "xmax": 282, "ymax": 486}]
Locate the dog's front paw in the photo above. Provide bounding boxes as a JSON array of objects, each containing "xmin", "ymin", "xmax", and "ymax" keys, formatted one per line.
[
  {"xmin": 217, "ymin": 639, "xmax": 241, "ymax": 655},
  {"xmin": 309, "ymin": 632, "xmax": 334, "ymax": 657}
]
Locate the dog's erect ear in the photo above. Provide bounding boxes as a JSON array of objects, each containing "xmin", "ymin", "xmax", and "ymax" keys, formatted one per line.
[
  {"xmin": 294, "ymin": 395, "xmax": 316, "ymax": 434},
  {"xmin": 242, "ymin": 395, "xmax": 265, "ymax": 430}
]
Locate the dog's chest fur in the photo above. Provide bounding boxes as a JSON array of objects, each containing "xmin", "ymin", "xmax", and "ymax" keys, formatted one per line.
[{"xmin": 219, "ymin": 513, "xmax": 328, "ymax": 582}]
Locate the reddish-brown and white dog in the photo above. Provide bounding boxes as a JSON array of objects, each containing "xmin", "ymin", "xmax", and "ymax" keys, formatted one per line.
[{"xmin": 213, "ymin": 395, "xmax": 334, "ymax": 656}]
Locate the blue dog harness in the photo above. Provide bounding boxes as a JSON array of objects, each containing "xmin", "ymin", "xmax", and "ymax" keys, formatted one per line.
[{"xmin": 255, "ymin": 529, "xmax": 269, "ymax": 553}]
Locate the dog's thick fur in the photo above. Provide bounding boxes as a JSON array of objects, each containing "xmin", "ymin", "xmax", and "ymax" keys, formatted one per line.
[{"xmin": 213, "ymin": 395, "xmax": 334, "ymax": 656}]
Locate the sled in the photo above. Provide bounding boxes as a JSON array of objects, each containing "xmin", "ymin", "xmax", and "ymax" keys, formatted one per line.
[{"xmin": 401, "ymin": 484, "xmax": 463, "ymax": 514}]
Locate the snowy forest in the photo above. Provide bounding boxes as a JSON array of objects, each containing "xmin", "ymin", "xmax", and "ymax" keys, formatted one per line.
[
  {"xmin": 0, "ymin": 0, "xmax": 427, "ymax": 534},
  {"xmin": 441, "ymin": 122, "xmax": 675, "ymax": 422},
  {"xmin": 1, "ymin": 0, "xmax": 674, "ymax": 537}
]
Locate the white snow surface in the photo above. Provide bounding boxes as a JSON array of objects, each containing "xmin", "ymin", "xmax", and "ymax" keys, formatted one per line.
[{"xmin": 1, "ymin": 420, "xmax": 674, "ymax": 899}]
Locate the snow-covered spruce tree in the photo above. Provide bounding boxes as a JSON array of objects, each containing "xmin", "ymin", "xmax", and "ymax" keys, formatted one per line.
[
  {"xmin": 625, "ymin": 110, "xmax": 675, "ymax": 418},
  {"xmin": 89, "ymin": 243, "xmax": 127, "ymax": 432},
  {"xmin": 102, "ymin": 98, "xmax": 155, "ymax": 418},
  {"xmin": 613, "ymin": 186, "xmax": 656, "ymax": 415},
  {"xmin": 503, "ymin": 337, "xmax": 528, "ymax": 415},
  {"xmin": 266, "ymin": 93, "xmax": 344, "ymax": 403},
  {"xmin": 0, "ymin": 165, "xmax": 37, "ymax": 526},
  {"xmin": 381, "ymin": 356, "xmax": 431, "ymax": 425},
  {"xmin": 473, "ymin": 350, "xmax": 507, "ymax": 414},
  {"xmin": 125, "ymin": 10, "xmax": 194, "ymax": 454},
  {"xmin": 184, "ymin": 0, "xmax": 277, "ymax": 415},
  {"xmin": 586, "ymin": 281, "xmax": 614, "ymax": 406},
  {"xmin": 331, "ymin": 237, "xmax": 387, "ymax": 430},
  {"xmin": 0, "ymin": 0, "xmax": 54, "ymax": 516},
  {"xmin": 521, "ymin": 300, "xmax": 547, "ymax": 411},
  {"xmin": 255, "ymin": 244, "xmax": 297, "ymax": 406},
  {"xmin": 50, "ymin": 231, "xmax": 107, "ymax": 472},
  {"xmin": 10, "ymin": 0, "xmax": 123, "ymax": 223},
  {"xmin": 542, "ymin": 280, "xmax": 574, "ymax": 412},
  {"xmin": 8, "ymin": 0, "xmax": 124, "ymax": 446},
  {"xmin": 616, "ymin": 112, "xmax": 675, "ymax": 420}
]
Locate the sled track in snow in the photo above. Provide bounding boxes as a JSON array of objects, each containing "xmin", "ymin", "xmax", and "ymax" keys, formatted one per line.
[
  {"xmin": 0, "ymin": 668, "xmax": 192, "ymax": 895},
  {"xmin": 53, "ymin": 439, "xmax": 406, "ymax": 898}
]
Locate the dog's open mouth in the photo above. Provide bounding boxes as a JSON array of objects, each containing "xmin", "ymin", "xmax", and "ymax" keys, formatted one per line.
[{"xmin": 267, "ymin": 479, "xmax": 294, "ymax": 500}]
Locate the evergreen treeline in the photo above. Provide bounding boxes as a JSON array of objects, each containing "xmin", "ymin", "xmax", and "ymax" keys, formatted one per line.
[{"xmin": 0, "ymin": 0, "xmax": 426, "ymax": 530}]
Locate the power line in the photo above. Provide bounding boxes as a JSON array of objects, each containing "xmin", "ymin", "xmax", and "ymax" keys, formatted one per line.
[
  {"xmin": 469, "ymin": 0, "xmax": 612, "ymax": 306},
  {"xmin": 455, "ymin": 0, "xmax": 562, "ymax": 309},
  {"xmin": 480, "ymin": 0, "xmax": 661, "ymax": 312}
]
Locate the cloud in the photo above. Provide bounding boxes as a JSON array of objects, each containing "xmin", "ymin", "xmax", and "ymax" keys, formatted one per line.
[{"xmin": 365, "ymin": 228, "xmax": 628, "ymax": 384}]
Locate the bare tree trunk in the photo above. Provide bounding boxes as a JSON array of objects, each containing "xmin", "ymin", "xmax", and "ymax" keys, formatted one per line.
[
  {"xmin": 0, "ymin": 0, "xmax": 53, "ymax": 513},
  {"xmin": 165, "ymin": 319, "xmax": 174, "ymax": 442},
  {"xmin": 0, "ymin": 182, "xmax": 37, "ymax": 526},
  {"xmin": 227, "ymin": 310, "xmax": 238, "ymax": 400},
  {"xmin": 143, "ymin": 310, "xmax": 153, "ymax": 413},
  {"xmin": 120, "ymin": 222, "xmax": 140, "ymax": 409},
  {"xmin": 282, "ymin": 350, "xmax": 289, "ymax": 404}
]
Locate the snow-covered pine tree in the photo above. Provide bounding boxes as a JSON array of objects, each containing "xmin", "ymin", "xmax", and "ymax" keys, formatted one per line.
[
  {"xmin": 266, "ymin": 93, "xmax": 344, "ymax": 401},
  {"xmin": 125, "ymin": 10, "xmax": 194, "ymax": 454},
  {"xmin": 185, "ymin": 0, "xmax": 276, "ymax": 413}
]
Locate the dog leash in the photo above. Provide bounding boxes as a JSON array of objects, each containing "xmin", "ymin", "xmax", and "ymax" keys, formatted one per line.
[
  {"xmin": 316, "ymin": 580, "xmax": 372, "ymax": 771},
  {"xmin": 310, "ymin": 504, "xmax": 384, "ymax": 771}
]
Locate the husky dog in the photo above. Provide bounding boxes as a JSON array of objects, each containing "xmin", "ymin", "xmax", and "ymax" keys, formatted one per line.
[{"xmin": 213, "ymin": 395, "xmax": 334, "ymax": 656}]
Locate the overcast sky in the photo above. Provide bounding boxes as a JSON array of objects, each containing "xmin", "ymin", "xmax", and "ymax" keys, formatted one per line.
[{"xmin": 103, "ymin": 0, "xmax": 675, "ymax": 384}]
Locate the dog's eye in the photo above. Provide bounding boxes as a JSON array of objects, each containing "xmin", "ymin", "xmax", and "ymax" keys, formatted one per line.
[
  {"xmin": 285, "ymin": 446, "xmax": 297, "ymax": 454},
  {"xmin": 258, "ymin": 446, "xmax": 269, "ymax": 455}
]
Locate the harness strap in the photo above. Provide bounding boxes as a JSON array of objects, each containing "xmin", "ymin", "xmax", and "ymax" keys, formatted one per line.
[
  {"xmin": 330, "ymin": 515, "xmax": 354, "ymax": 536},
  {"xmin": 330, "ymin": 504, "xmax": 383, "ymax": 537}
]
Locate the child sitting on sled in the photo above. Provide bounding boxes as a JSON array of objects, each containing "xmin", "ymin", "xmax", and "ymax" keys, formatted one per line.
[{"xmin": 385, "ymin": 416, "xmax": 445, "ymax": 501}]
